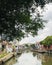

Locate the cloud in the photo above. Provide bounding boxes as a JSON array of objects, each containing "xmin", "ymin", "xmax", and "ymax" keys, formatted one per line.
[
  {"xmin": 19, "ymin": 3, "xmax": 52, "ymax": 45},
  {"xmin": 43, "ymin": 3, "xmax": 52, "ymax": 21}
]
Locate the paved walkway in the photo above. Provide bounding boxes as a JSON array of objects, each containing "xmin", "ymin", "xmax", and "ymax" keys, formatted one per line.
[{"xmin": 0, "ymin": 52, "xmax": 13, "ymax": 64}]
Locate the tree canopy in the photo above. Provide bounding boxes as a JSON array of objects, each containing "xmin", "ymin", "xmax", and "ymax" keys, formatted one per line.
[
  {"xmin": 40, "ymin": 36, "xmax": 52, "ymax": 46},
  {"xmin": 0, "ymin": 0, "xmax": 50, "ymax": 41}
]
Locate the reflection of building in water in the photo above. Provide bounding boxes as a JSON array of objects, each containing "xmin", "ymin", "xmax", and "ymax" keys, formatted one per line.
[
  {"xmin": 42, "ymin": 55, "xmax": 52, "ymax": 65},
  {"xmin": 37, "ymin": 54, "xmax": 46, "ymax": 63},
  {"xmin": 33, "ymin": 52, "xmax": 44, "ymax": 63},
  {"xmin": 36, "ymin": 53, "xmax": 52, "ymax": 64}
]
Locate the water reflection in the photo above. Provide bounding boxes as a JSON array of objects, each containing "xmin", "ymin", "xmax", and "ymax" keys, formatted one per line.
[
  {"xmin": 3, "ymin": 55, "xmax": 20, "ymax": 65},
  {"xmin": 3, "ymin": 57, "xmax": 17, "ymax": 65},
  {"xmin": 33, "ymin": 53, "xmax": 52, "ymax": 65},
  {"xmin": 3, "ymin": 52, "xmax": 52, "ymax": 65},
  {"xmin": 14, "ymin": 52, "xmax": 41, "ymax": 65}
]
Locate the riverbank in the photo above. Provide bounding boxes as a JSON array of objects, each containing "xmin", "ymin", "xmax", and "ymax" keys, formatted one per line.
[
  {"xmin": 0, "ymin": 49, "xmax": 52, "ymax": 64},
  {"xmin": 1, "ymin": 50, "xmax": 52, "ymax": 65},
  {"xmin": 0, "ymin": 52, "xmax": 14, "ymax": 64},
  {"xmin": 0, "ymin": 51, "xmax": 22, "ymax": 64},
  {"xmin": 31, "ymin": 49, "xmax": 52, "ymax": 54}
]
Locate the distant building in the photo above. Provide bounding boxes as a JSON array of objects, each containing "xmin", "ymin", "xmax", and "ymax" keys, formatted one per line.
[
  {"xmin": 2, "ymin": 40, "xmax": 8, "ymax": 51},
  {"xmin": 6, "ymin": 44, "xmax": 13, "ymax": 53},
  {"xmin": 35, "ymin": 42, "xmax": 44, "ymax": 50}
]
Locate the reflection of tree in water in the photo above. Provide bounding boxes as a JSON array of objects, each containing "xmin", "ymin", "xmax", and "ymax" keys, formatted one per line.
[
  {"xmin": 35, "ymin": 53, "xmax": 52, "ymax": 65},
  {"xmin": 33, "ymin": 52, "xmax": 44, "ymax": 61},
  {"xmin": 33, "ymin": 52, "xmax": 37, "ymax": 56},
  {"xmin": 37, "ymin": 53, "xmax": 43, "ymax": 60},
  {"xmin": 3, "ymin": 55, "xmax": 22, "ymax": 65},
  {"xmin": 2, "ymin": 57, "xmax": 17, "ymax": 65},
  {"xmin": 33, "ymin": 52, "xmax": 44, "ymax": 62},
  {"xmin": 42, "ymin": 54, "xmax": 52, "ymax": 65}
]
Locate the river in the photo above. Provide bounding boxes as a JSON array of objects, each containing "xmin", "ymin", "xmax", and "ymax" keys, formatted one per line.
[{"xmin": 2, "ymin": 51, "xmax": 52, "ymax": 65}]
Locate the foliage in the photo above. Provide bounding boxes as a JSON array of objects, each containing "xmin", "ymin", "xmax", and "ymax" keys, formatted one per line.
[
  {"xmin": 30, "ymin": 44, "xmax": 35, "ymax": 49},
  {"xmin": 25, "ymin": 44, "xmax": 29, "ymax": 47},
  {"xmin": 40, "ymin": 36, "xmax": 52, "ymax": 46},
  {"xmin": 0, "ymin": 0, "xmax": 48, "ymax": 41}
]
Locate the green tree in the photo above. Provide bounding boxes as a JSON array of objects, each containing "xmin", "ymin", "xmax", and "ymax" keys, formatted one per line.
[
  {"xmin": 40, "ymin": 36, "xmax": 52, "ymax": 46},
  {"xmin": 0, "ymin": 0, "xmax": 49, "ymax": 41}
]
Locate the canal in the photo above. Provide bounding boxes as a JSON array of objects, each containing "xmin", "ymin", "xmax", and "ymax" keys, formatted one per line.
[{"xmin": 2, "ymin": 51, "xmax": 52, "ymax": 65}]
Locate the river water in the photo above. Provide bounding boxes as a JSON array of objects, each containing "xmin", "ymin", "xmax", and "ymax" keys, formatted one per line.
[{"xmin": 3, "ymin": 51, "xmax": 52, "ymax": 65}]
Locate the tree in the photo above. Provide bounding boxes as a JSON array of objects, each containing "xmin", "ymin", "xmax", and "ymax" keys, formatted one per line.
[
  {"xmin": 0, "ymin": 0, "xmax": 48, "ymax": 41},
  {"xmin": 40, "ymin": 36, "xmax": 52, "ymax": 46}
]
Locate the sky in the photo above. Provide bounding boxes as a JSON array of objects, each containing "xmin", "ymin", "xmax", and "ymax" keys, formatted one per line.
[{"xmin": 19, "ymin": 3, "xmax": 52, "ymax": 45}]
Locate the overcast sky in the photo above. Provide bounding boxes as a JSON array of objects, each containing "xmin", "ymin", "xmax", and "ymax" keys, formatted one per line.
[{"xmin": 19, "ymin": 3, "xmax": 52, "ymax": 45}]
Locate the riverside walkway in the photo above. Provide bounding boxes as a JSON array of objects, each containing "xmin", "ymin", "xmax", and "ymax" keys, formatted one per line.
[{"xmin": 0, "ymin": 52, "xmax": 13, "ymax": 64}]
